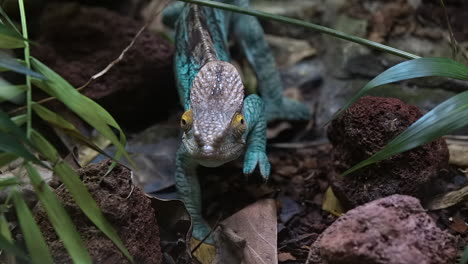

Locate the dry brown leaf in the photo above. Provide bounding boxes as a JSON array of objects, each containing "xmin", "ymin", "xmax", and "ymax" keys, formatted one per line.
[
  {"xmin": 426, "ymin": 185, "xmax": 468, "ymax": 210},
  {"xmin": 446, "ymin": 136, "xmax": 468, "ymax": 167},
  {"xmin": 214, "ymin": 199, "xmax": 278, "ymax": 264},
  {"xmin": 322, "ymin": 187, "xmax": 345, "ymax": 217},
  {"xmin": 449, "ymin": 216, "xmax": 468, "ymax": 233},
  {"xmin": 278, "ymin": 252, "xmax": 297, "ymax": 262}
]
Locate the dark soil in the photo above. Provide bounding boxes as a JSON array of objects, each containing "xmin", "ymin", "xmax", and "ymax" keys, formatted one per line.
[
  {"xmin": 32, "ymin": 3, "xmax": 177, "ymax": 131},
  {"xmin": 327, "ymin": 96, "xmax": 449, "ymax": 208},
  {"xmin": 33, "ymin": 161, "xmax": 162, "ymax": 264}
]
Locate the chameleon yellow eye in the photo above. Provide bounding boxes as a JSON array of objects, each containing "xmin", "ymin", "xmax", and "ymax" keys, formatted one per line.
[
  {"xmin": 180, "ymin": 109, "xmax": 193, "ymax": 131},
  {"xmin": 231, "ymin": 112, "xmax": 247, "ymax": 135}
]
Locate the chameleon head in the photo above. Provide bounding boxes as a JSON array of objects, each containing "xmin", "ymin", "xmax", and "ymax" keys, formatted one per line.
[{"xmin": 180, "ymin": 61, "xmax": 247, "ymax": 167}]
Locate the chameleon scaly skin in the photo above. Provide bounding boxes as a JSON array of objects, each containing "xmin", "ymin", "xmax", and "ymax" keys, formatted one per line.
[{"xmin": 163, "ymin": 0, "xmax": 310, "ymax": 242}]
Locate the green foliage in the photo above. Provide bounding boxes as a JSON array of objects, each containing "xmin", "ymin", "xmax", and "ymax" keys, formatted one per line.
[
  {"xmin": 32, "ymin": 131, "xmax": 134, "ymax": 262},
  {"xmin": 0, "ymin": 214, "xmax": 28, "ymax": 261},
  {"xmin": 335, "ymin": 58, "xmax": 468, "ymax": 176},
  {"xmin": 0, "ymin": 22, "xmax": 25, "ymax": 48},
  {"xmin": 31, "ymin": 58, "xmax": 134, "ymax": 166},
  {"xmin": 12, "ymin": 189, "xmax": 53, "ymax": 264},
  {"xmin": 25, "ymin": 163, "xmax": 92, "ymax": 263},
  {"xmin": 0, "ymin": 54, "xmax": 45, "ymax": 79}
]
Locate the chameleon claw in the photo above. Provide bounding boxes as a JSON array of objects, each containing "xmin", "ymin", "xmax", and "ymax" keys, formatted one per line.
[{"xmin": 243, "ymin": 150, "xmax": 271, "ymax": 181}]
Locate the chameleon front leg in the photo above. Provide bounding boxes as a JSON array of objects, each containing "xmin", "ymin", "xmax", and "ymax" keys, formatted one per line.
[
  {"xmin": 175, "ymin": 146, "xmax": 213, "ymax": 243},
  {"xmin": 243, "ymin": 94, "xmax": 271, "ymax": 179},
  {"xmin": 232, "ymin": 5, "xmax": 310, "ymax": 122}
]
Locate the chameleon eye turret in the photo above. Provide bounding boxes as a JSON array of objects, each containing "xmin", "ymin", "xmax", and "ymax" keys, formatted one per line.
[
  {"xmin": 180, "ymin": 109, "xmax": 193, "ymax": 131},
  {"xmin": 231, "ymin": 112, "xmax": 247, "ymax": 136}
]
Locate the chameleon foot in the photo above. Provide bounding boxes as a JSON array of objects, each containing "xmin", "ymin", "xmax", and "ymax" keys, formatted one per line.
[
  {"xmin": 265, "ymin": 97, "xmax": 310, "ymax": 122},
  {"xmin": 192, "ymin": 220, "xmax": 215, "ymax": 245},
  {"xmin": 243, "ymin": 149, "xmax": 271, "ymax": 180}
]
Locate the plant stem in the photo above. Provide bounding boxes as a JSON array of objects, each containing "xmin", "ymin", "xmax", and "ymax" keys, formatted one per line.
[
  {"xmin": 179, "ymin": 0, "xmax": 421, "ymax": 60},
  {"xmin": 18, "ymin": 0, "xmax": 32, "ymax": 139}
]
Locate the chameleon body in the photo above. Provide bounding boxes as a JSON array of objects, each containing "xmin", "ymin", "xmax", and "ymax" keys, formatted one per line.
[{"xmin": 163, "ymin": 0, "xmax": 310, "ymax": 242}]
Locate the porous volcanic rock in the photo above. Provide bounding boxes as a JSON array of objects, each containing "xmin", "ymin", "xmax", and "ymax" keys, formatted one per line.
[
  {"xmin": 319, "ymin": 195, "xmax": 457, "ymax": 264},
  {"xmin": 33, "ymin": 160, "xmax": 162, "ymax": 264},
  {"xmin": 32, "ymin": 3, "xmax": 176, "ymax": 130},
  {"xmin": 327, "ymin": 96, "xmax": 449, "ymax": 208}
]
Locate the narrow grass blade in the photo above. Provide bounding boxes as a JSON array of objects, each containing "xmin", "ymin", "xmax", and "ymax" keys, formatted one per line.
[
  {"xmin": 0, "ymin": 232, "xmax": 28, "ymax": 261},
  {"xmin": 30, "ymin": 58, "xmax": 133, "ymax": 167},
  {"xmin": 460, "ymin": 246, "xmax": 468, "ymax": 264},
  {"xmin": 11, "ymin": 114, "xmax": 27, "ymax": 126},
  {"xmin": 0, "ymin": 23, "xmax": 24, "ymax": 48},
  {"xmin": 0, "ymin": 177, "xmax": 21, "ymax": 190},
  {"xmin": 0, "ymin": 6, "xmax": 20, "ymax": 33},
  {"xmin": 0, "ymin": 53, "xmax": 44, "ymax": 79},
  {"xmin": 331, "ymin": 57, "xmax": 468, "ymax": 121},
  {"xmin": 0, "ymin": 109, "xmax": 27, "ymax": 139},
  {"xmin": 25, "ymin": 163, "xmax": 92, "ymax": 263},
  {"xmin": 32, "ymin": 104, "xmax": 121, "ymax": 163},
  {"xmin": 0, "ymin": 153, "xmax": 17, "ymax": 167},
  {"xmin": 0, "ymin": 213, "xmax": 21, "ymax": 263},
  {"xmin": 0, "ymin": 133, "xmax": 40, "ymax": 164},
  {"xmin": 12, "ymin": 189, "xmax": 53, "ymax": 264},
  {"xmin": 31, "ymin": 131, "xmax": 133, "ymax": 262},
  {"xmin": 54, "ymin": 162, "xmax": 133, "ymax": 262},
  {"xmin": 179, "ymin": 0, "xmax": 419, "ymax": 60},
  {"xmin": 0, "ymin": 110, "xmax": 44, "ymax": 165},
  {"xmin": 0, "ymin": 84, "xmax": 26, "ymax": 102},
  {"xmin": 342, "ymin": 90, "xmax": 468, "ymax": 176}
]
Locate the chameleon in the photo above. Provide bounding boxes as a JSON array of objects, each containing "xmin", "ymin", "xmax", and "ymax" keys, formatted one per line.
[{"xmin": 163, "ymin": 0, "xmax": 310, "ymax": 243}]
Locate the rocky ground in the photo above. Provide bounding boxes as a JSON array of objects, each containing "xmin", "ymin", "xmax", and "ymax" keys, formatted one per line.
[{"xmin": 2, "ymin": 0, "xmax": 467, "ymax": 263}]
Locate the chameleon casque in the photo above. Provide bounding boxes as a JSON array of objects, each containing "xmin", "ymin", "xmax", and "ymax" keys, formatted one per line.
[{"xmin": 163, "ymin": 0, "xmax": 310, "ymax": 243}]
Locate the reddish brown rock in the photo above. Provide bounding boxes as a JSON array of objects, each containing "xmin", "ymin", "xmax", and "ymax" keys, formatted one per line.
[
  {"xmin": 319, "ymin": 195, "xmax": 457, "ymax": 264},
  {"xmin": 32, "ymin": 4, "xmax": 176, "ymax": 130},
  {"xmin": 327, "ymin": 96, "xmax": 449, "ymax": 208},
  {"xmin": 34, "ymin": 161, "xmax": 162, "ymax": 264}
]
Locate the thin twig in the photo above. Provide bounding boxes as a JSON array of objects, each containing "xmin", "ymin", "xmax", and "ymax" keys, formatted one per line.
[{"xmin": 439, "ymin": 0, "xmax": 458, "ymax": 59}]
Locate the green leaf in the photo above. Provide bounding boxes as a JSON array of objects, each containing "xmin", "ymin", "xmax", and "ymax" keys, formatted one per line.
[
  {"xmin": 460, "ymin": 246, "xmax": 468, "ymax": 264},
  {"xmin": 0, "ymin": 109, "xmax": 43, "ymax": 165},
  {"xmin": 31, "ymin": 130, "xmax": 133, "ymax": 262},
  {"xmin": 0, "ymin": 177, "xmax": 21, "ymax": 190},
  {"xmin": 0, "ymin": 213, "xmax": 18, "ymax": 263},
  {"xmin": 31, "ymin": 58, "xmax": 134, "ymax": 167},
  {"xmin": 331, "ymin": 57, "xmax": 468, "ymax": 121},
  {"xmin": 12, "ymin": 189, "xmax": 53, "ymax": 264},
  {"xmin": 0, "ymin": 53, "xmax": 45, "ymax": 79},
  {"xmin": 54, "ymin": 162, "xmax": 133, "ymax": 262},
  {"xmin": 11, "ymin": 114, "xmax": 27, "ymax": 126},
  {"xmin": 25, "ymin": 163, "xmax": 92, "ymax": 264},
  {"xmin": 0, "ymin": 133, "xmax": 40, "ymax": 164},
  {"xmin": 0, "ymin": 153, "xmax": 17, "ymax": 167},
  {"xmin": 0, "ymin": 230, "xmax": 29, "ymax": 261},
  {"xmin": 32, "ymin": 104, "xmax": 120, "ymax": 163},
  {"xmin": 0, "ymin": 108, "xmax": 28, "ymax": 139},
  {"xmin": 0, "ymin": 84, "xmax": 26, "ymax": 102},
  {"xmin": 0, "ymin": 23, "xmax": 25, "ymax": 48},
  {"xmin": 342, "ymin": 90, "xmax": 468, "ymax": 176},
  {"xmin": 0, "ymin": 6, "xmax": 20, "ymax": 33}
]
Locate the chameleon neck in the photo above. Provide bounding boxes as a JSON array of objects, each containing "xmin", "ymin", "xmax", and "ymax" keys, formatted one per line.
[{"xmin": 187, "ymin": 4, "xmax": 218, "ymax": 67}]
